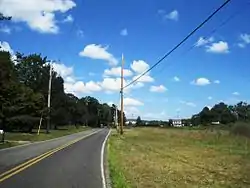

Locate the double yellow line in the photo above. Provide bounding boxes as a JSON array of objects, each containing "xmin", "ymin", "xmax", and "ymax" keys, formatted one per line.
[{"xmin": 0, "ymin": 130, "xmax": 100, "ymax": 183}]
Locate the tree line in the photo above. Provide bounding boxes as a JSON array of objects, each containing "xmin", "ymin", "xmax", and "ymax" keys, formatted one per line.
[
  {"xmin": 191, "ymin": 101, "xmax": 250, "ymax": 126},
  {"xmin": 0, "ymin": 51, "xmax": 126, "ymax": 133}
]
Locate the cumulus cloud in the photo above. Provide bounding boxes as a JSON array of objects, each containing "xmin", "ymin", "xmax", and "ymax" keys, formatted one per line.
[
  {"xmin": 76, "ymin": 29, "xmax": 84, "ymax": 38},
  {"xmin": 123, "ymin": 97, "xmax": 144, "ymax": 106},
  {"xmin": 120, "ymin": 28, "xmax": 128, "ymax": 36},
  {"xmin": 0, "ymin": 41, "xmax": 14, "ymax": 54},
  {"xmin": 63, "ymin": 15, "xmax": 73, "ymax": 23},
  {"xmin": 0, "ymin": 41, "xmax": 16, "ymax": 62},
  {"xmin": 150, "ymin": 85, "xmax": 167, "ymax": 93},
  {"xmin": 206, "ymin": 41, "xmax": 229, "ymax": 54},
  {"xmin": 195, "ymin": 36, "xmax": 214, "ymax": 47},
  {"xmin": 52, "ymin": 63, "xmax": 74, "ymax": 78},
  {"xmin": 232, "ymin": 92, "xmax": 240, "ymax": 96},
  {"xmin": 130, "ymin": 60, "xmax": 149, "ymax": 74},
  {"xmin": 64, "ymin": 80, "xmax": 102, "ymax": 94},
  {"xmin": 238, "ymin": 33, "xmax": 250, "ymax": 48},
  {"xmin": 132, "ymin": 74, "xmax": 154, "ymax": 83},
  {"xmin": 79, "ymin": 44, "xmax": 118, "ymax": 66},
  {"xmin": 165, "ymin": 10, "xmax": 179, "ymax": 21},
  {"xmin": 208, "ymin": 96, "xmax": 212, "ymax": 100},
  {"xmin": 214, "ymin": 80, "xmax": 220, "ymax": 84},
  {"xmin": 103, "ymin": 67, "xmax": 133, "ymax": 77},
  {"xmin": 0, "ymin": 0, "xmax": 76, "ymax": 33},
  {"xmin": 191, "ymin": 77, "xmax": 211, "ymax": 86},
  {"xmin": 173, "ymin": 76, "xmax": 180, "ymax": 82}
]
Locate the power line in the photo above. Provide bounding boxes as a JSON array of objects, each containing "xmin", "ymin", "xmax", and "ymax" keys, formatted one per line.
[
  {"xmin": 155, "ymin": 2, "xmax": 249, "ymax": 77},
  {"xmin": 123, "ymin": 0, "xmax": 232, "ymax": 89}
]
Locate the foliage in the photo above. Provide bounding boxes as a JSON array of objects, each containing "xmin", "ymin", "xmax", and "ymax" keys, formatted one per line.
[
  {"xmin": 136, "ymin": 116, "xmax": 142, "ymax": 126},
  {"xmin": 191, "ymin": 102, "xmax": 249, "ymax": 126},
  {"xmin": 0, "ymin": 51, "xmax": 125, "ymax": 133},
  {"xmin": 231, "ymin": 122, "xmax": 250, "ymax": 138}
]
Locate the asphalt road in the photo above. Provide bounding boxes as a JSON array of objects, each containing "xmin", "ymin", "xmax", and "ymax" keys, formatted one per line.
[{"xmin": 0, "ymin": 128, "xmax": 109, "ymax": 188}]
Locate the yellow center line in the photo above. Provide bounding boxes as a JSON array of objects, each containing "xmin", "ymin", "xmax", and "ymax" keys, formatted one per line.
[{"xmin": 0, "ymin": 130, "xmax": 100, "ymax": 183}]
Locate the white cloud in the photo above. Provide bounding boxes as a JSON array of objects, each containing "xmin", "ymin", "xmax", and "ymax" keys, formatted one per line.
[
  {"xmin": 0, "ymin": 41, "xmax": 14, "ymax": 54},
  {"xmin": 76, "ymin": 29, "xmax": 84, "ymax": 38},
  {"xmin": 195, "ymin": 36, "xmax": 214, "ymax": 47},
  {"xmin": 120, "ymin": 28, "xmax": 128, "ymax": 36},
  {"xmin": 64, "ymin": 80, "xmax": 102, "ymax": 94},
  {"xmin": 0, "ymin": 25, "xmax": 11, "ymax": 34},
  {"xmin": 150, "ymin": 85, "xmax": 167, "ymax": 93},
  {"xmin": 88, "ymin": 72, "xmax": 95, "ymax": 76},
  {"xmin": 124, "ymin": 106, "xmax": 140, "ymax": 117},
  {"xmin": 240, "ymin": 33, "xmax": 250, "ymax": 44},
  {"xmin": 173, "ymin": 76, "xmax": 180, "ymax": 82},
  {"xmin": 52, "ymin": 63, "xmax": 73, "ymax": 78},
  {"xmin": 0, "ymin": 0, "xmax": 76, "ymax": 33},
  {"xmin": 0, "ymin": 41, "xmax": 16, "ymax": 62},
  {"xmin": 232, "ymin": 92, "xmax": 240, "ymax": 96},
  {"xmin": 100, "ymin": 78, "xmax": 127, "ymax": 93},
  {"xmin": 64, "ymin": 76, "xmax": 75, "ymax": 83},
  {"xmin": 132, "ymin": 74, "xmax": 154, "ymax": 83},
  {"xmin": 214, "ymin": 80, "xmax": 220, "ymax": 84},
  {"xmin": 165, "ymin": 10, "xmax": 179, "ymax": 21},
  {"xmin": 103, "ymin": 67, "xmax": 133, "ymax": 77},
  {"xmin": 63, "ymin": 15, "xmax": 73, "ymax": 23},
  {"xmin": 191, "ymin": 77, "xmax": 211, "ymax": 86},
  {"xmin": 124, "ymin": 97, "xmax": 143, "ymax": 106},
  {"xmin": 238, "ymin": 33, "xmax": 250, "ymax": 48},
  {"xmin": 238, "ymin": 43, "xmax": 245, "ymax": 48},
  {"xmin": 130, "ymin": 60, "xmax": 150, "ymax": 74},
  {"xmin": 206, "ymin": 41, "xmax": 229, "ymax": 54},
  {"xmin": 180, "ymin": 100, "xmax": 196, "ymax": 107},
  {"xmin": 79, "ymin": 44, "xmax": 118, "ymax": 66},
  {"xmin": 208, "ymin": 96, "xmax": 212, "ymax": 100}
]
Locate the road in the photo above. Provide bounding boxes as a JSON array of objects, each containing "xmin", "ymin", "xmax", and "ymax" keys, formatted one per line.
[{"xmin": 0, "ymin": 128, "xmax": 109, "ymax": 188}]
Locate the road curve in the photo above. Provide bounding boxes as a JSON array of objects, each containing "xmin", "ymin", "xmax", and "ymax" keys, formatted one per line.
[{"xmin": 0, "ymin": 128, "xmax": 109, "ymax": 188}]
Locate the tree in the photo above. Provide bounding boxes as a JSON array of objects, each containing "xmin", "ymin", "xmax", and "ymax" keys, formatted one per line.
[
  {"xmin": 136, "ymin": 116, "xmax": 142, "ymax": 126},
  {"xmin": 0, "ymin": 13, "xmax": 11, "ymax": 21}
]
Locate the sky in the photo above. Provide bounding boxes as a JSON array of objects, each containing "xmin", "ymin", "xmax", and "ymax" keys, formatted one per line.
[{"xmin": 0, "ymin": 0, "xmax": 250, "ymax": 120}]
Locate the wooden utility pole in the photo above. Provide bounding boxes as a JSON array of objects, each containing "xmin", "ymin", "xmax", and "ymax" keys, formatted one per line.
[{"xmin": 120, "ymin": 54, "xmax": 124, "ymax": 135}]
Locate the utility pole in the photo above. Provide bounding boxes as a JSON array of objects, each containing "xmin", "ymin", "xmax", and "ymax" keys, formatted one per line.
[
  {"xmin": 120, "ymin": 54, "xmax": 124, "ymax": 135},
  {"xmin": 47, "ymin": 62, "xmax": 52, "ymax": 134}
]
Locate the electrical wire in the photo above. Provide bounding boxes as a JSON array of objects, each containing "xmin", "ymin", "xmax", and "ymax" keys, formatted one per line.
[
  {"xmin": 123, "ymin": 0, "xmax": 232, "ymax": 89},
  {"xmin": 154, "ymin": 2, "xmax": 250, "ymax": 77}
]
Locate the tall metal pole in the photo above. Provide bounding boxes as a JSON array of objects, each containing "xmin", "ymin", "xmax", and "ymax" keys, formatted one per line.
[
  {"xmin": 47, "ymin": 62, "xmax": 52, "ymax": 134},
  {"xmin": 120, "ymin": 54, "xmax": 124, "ymax": 135}
]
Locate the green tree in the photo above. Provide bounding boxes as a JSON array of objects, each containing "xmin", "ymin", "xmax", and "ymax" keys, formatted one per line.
[{"xmin": 136, "ymin": 116, "xmax": 142, "ymax": 126}]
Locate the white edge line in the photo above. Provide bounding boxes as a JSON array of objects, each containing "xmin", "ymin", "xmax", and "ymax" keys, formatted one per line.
[{"xmin": 101, "ymin": 129, "xmax": 111, "ymax": 188}]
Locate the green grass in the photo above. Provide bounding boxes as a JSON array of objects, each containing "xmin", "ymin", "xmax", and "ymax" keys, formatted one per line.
[
  {"xmin": 108, "ymin": 128, "xmax": 250, "ymax": 188},
  {"xmin": 0, "ymin": 126, "xmax": 89, "ymax": 149}
]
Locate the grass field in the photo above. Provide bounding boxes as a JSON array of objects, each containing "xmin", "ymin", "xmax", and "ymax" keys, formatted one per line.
[
  {"xmin": 108, "ymin": 127, "xmax": 250, "ymax": 188},
  {"xmin": 0, "ymin": 126, "xmax": 88, "ymax": 149}
]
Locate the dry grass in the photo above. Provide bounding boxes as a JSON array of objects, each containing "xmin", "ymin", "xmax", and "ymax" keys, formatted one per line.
[{"xmin": 108, "ymin": 127, "xmax": 250, "ymax": 188}]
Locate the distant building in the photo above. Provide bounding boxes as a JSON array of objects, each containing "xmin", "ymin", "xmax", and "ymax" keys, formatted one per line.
[{"xmin": 172, "ymin": 119, "xmax": 184, "ymax": 127}]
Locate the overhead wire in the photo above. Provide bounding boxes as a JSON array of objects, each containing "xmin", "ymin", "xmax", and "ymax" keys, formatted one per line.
[
  {"xmin": 154, "ymin": 1, "xmax": 250, "ymax": 77},
  {"xmin": 123, "ymin": 0, "xmax": 232, "ymax": 89}
]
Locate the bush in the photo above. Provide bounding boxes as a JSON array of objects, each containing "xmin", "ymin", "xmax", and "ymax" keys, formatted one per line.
[{"xmin": 230, "ymin": 122, "xmax": 250, "ymax": 138}]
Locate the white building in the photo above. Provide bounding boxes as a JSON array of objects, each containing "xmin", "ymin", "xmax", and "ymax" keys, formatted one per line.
[{"xmin": 172, "ymin": 119, "xmax": 184, "ymax": 127}]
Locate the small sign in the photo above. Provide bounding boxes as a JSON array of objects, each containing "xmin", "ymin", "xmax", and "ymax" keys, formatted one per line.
[{"xmin": 0, "ymin": 130, "xmax": 4, "ymax": 134}]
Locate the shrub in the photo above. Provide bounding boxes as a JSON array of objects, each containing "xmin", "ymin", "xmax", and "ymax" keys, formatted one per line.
[{"xmin": 230, "ymin": 122, "xmax": 250, "ymax": 138}]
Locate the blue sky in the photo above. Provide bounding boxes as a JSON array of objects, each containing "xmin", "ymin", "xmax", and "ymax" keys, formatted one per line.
[{"xmin": 1, "ymin": 0, "xmax": 250, "ymax": 120}]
